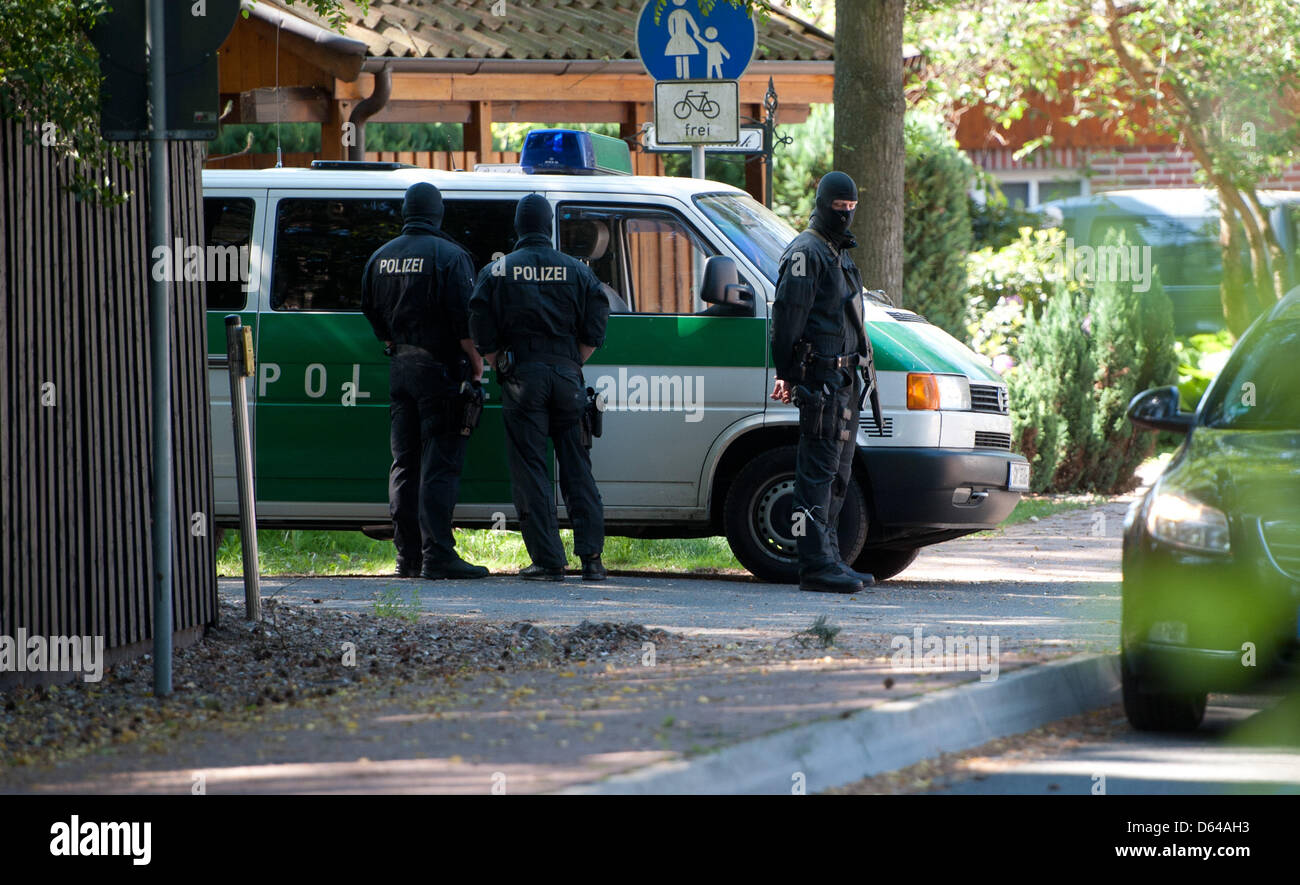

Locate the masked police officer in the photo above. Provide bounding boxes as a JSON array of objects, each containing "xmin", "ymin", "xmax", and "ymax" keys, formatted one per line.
[
  {"xmin": 361, "ymin": 181, "xmax": 489, "ymax": 581},
  {"xmin": 770, "ymin": 171, "xmax": 879, "ymax": 594},
  {"xmin": 469, "ymin": 194, "xmax": 609, "ymax": 582}
]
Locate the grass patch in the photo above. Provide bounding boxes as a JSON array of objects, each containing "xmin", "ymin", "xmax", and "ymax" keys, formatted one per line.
[
  {"xmin": 1002, "ymin": 494, "xmax": 1106, "ymax": 527},
  {"xmin": 372, "ymin": 586, "xmax": 422, "ymax": 622},
  {"xmin": 217, "ymin": 528, "xmax": 744, "ymax": 577}
]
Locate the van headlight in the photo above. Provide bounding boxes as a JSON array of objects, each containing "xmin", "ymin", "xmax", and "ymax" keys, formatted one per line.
[
  {"xmin": 906, "ymin": 373, "xmax": 970, "ymax": 411},
  {"xmin": 1145, "ymin": 492, "xmax": 1231, "ymax": 554}
]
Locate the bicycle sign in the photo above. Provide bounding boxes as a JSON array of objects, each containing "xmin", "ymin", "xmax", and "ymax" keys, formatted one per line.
[
  {"xmin": 674, "ymin": 89, "xmax": 720, "ymax": 120},
  {"xmin": 654, "ymin": 79, "xmax": 738, "ymax": 145}
]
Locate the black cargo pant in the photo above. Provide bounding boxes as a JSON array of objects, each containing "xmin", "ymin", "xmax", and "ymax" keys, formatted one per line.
[
  {"xmin": 793, "ymin": 373, "xmax": 861, "ymax": 574},
  {"xmin": 389, "ymin": 349, "xmax": 465, "ymax": 572},
  {"xmin": 501, "ymin": 360, "xmax": 604, "ymax": 569}
]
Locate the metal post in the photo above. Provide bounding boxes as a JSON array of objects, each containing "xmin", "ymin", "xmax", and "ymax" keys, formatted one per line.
[
  {"xmin": 147, "ymin": 0, "xmax": 173, "ymax": 698},
  {"xmin": 225, "ymin": 316, "xmax": 261, "ymax": 621},
  {"xmin": 691, "ymin": 144, "xmax": 706, "ymax": 179},
  {"xmin": 763, "ymin": 77, "xmax": 779, "ymax": 208}
]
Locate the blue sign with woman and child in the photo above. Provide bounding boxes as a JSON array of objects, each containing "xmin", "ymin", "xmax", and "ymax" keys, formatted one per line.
[{"xmin": 636, "ymin": 0, "xmax": 757, "ymax": 81}]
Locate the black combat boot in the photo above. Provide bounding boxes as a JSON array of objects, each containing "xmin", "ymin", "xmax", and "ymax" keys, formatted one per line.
[
  {"xmin": 581, "ymin": 555, "xmax": 607, "ymax": 581},
  {"xmin": 520, "ymin": 563, "xmax": 565, "ymax": 582},
  {"xmin": 799, "ymin": 565, "xmax": 864, "ymax": 594},
  {"xmin": 421, "ymin": 555, "xmax": 489, "ymax": 580}
]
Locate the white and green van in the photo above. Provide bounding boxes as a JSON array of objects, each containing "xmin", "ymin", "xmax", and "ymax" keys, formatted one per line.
[{"xmin": 203, "ymin": 131, "xmax": 1029, "ymax": 583}]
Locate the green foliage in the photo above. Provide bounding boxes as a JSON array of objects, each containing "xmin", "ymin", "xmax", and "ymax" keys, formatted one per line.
[
  {"xmin": 969, "ymin": 177, "xmax": 1047, "ymax": 251},
  {"xmin": 772, "ymin": 102, "xmax": 833, "ymax": 227},
  {"xmin": 965, "ymin": 227, "xmax": 1079, "ymax": 367},
  {"xmin": 902, "ymin": 112, "xmax": 974, "ymax": 336},
  {"xmin": 0, "ymin": 0, "xmax": 363, "ymax": 203},
  {"xmin": 209, "ymin": 122, "xmax": 321, "ymax": 156},
  {"xmin": 1005, "ymin": 228, "xmax": 1178, "ymax": 494},
  {"xmin": 1174, "ymin": 330, "xmax": 1236, "ymax": 410},
  {"xmin": 1077, "ymin": 229, "xmax": 1178, "ymax": 493},
  {"xmin": 910, "ymin": 0, "xmax": 1300, "ymax": 332},
  {"xmin": 0, "ymin": 0, "xmax": 130, "ymax": 203},
  {"xmin": 372, "ymin": 587, "xmax": 422, "ymax": 623},
  {"xmin": 1009, "ymin": 285, "xmax": 1095, "ymax": 492}
]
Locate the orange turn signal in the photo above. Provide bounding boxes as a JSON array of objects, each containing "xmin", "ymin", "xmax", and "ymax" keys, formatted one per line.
[{"xmin": 906, "ymin": 373, "xmax": 940, "ymax": 410}]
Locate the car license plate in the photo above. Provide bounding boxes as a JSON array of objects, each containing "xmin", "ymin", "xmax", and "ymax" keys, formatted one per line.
[{"xmin": 1007, "ymin": 462, "xmax": 1030, "ymax": 492}]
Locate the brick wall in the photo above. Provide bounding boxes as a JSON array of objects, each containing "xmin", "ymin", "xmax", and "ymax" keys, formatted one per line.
[{"xmin": 971, "ymin": 145, "xmax": 1300, "ymax": 193}]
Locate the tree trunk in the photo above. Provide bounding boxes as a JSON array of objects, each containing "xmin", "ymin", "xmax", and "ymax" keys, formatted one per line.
[
  {"xmin": 1219, "ymin": 201, "xmax": 1253, "ymax": 335},
  {"xmin": 835, "ymin": 0, "xmax": 905, "ymax": 304}
]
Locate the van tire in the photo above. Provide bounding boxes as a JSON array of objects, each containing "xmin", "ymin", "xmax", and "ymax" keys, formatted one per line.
[
  {"xmin": 723, "ymin": 445, "xmax": 867, "ymax": 584},
  {"xmin": 851, "ymin": 547, "xmax": 919, "ymax": 582}
]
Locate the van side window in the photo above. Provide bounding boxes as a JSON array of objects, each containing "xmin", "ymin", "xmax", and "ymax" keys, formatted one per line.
[
  {"xmin": 624, "ymin": 210, "xmax": 712, "ymax": 314},
  {"xmin": 272, "ymin": 198, "xmax": 402, "ymax": 311},
  {"xmin": 203, "ymin": 197, "xmax": 254, "ymax": 311},
  {"xmin": 557, "ymin": 204, "xmax": 714, "ymax": 315},
  {"xmin": 557, "ymin": 206, "xmax": 628, "ymax": 313},
  {"xmin": 270, "ymin": 197, "xmax": 518, "ymax": 311},
  {"xmin": 441, "ymin": 200, "xmax": 518, "ymax": 270}
]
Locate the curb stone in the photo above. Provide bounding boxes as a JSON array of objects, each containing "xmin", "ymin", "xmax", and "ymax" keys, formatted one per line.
[{"xmin": 558, "ymin": 653, "xmax": 1122, "ymax": 795}]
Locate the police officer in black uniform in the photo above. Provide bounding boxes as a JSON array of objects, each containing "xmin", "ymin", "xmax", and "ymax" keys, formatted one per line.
[
  {"xmin": 361, "ymin": 181, "xmax": 489, "ymax": 580},
  {"xmin": 770, "ymin": 171, "xmax": 879, "ymax": 593},
  {"xmin": 469, "ymin": 194, "xmax": 610, "ymax": 582}
]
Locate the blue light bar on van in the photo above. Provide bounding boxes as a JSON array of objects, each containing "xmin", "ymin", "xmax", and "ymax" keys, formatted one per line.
[{"xmin": 520, "ymin": 129, "xmax": 632, "ymax": 176}]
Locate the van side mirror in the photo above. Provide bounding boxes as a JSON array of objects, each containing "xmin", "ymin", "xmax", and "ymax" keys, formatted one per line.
[
  {"xmin": 1127, "ymin": 386, "xmax": 1195, "ymax": 433},
  {"xmin": 700, "ymin": 255, "xmax": 755, "ymax": 316}
]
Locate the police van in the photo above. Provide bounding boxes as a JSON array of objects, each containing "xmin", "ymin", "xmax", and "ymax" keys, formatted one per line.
[{"xmin": 204, "ymin": 129, "xmax": 1029, "ymax": 583}]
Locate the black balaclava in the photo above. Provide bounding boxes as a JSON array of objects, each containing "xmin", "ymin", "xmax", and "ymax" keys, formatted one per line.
[
  {"xmin": 810, "ymin": 171, "xmax": 858, "ymax": 246},
  {"xmin": 514, "ymin": 193, "xmax": 553, "ymax": 240},
  {"xmin": 402, "ymin": 182, "xmax": 444, "ymax": 234}
]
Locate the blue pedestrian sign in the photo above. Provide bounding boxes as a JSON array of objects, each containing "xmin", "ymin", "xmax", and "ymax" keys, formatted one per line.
[{"xmin": 635, "ymin": 0, "xmax": 757, "ymax": 81}]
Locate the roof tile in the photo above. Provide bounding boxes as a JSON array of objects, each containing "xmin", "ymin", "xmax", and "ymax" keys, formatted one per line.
[{"xmin": 264, "ymin": 0, "xmax": 831, "ymax": 62}]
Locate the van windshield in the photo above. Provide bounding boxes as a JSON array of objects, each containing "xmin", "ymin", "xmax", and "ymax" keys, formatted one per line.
[{"xmin": 695, "ymin": 193, "xmax": 797, "ymax": 283}]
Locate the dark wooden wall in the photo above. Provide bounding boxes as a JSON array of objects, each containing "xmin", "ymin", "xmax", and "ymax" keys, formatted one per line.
[{"xmin": 0, "ymin": 118, "xmax": 217, "ymax": 687}]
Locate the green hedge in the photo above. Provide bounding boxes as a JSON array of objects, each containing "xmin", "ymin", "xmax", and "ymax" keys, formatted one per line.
[
  {"xmin": 902, "ymin": 113, "xmax": 974, "ymax": 337},
  {"xmin": 995, "ymin": 228, "xmax": 1177, "ymax": 493}
]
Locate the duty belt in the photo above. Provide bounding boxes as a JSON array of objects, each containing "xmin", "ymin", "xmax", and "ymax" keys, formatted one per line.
[
  {"xmin": 391, "ymin": 343, "xmax": 444, "ymax": 362},
  {"xmin": 809, "ymin": 351, "xmax": 869, "ymax": 371},
  {"xmin": 802, "ymin": 347, "xmax": 882, "ymax": 435},
  {"xmin": 511, "ymin": 336, "xmax": 581, "ymax": 369}
]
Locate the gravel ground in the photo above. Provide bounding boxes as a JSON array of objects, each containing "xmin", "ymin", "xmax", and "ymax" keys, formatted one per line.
[{"xmin": 0, "ymin": 598, "xmax": 670, "ymax": 771}]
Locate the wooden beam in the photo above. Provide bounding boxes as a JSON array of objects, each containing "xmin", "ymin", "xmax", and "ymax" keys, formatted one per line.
[
  {"xmin": 320, "ymin": 100, "xmax": 350, "ymax": 161},
  {"xmin": 464, "ymin": 101, "xmax": 493, "ymax": 156},
  {"xmin": 368, "ymin": 101, "xmax": 473, "ymax": 124},
  {"xmin": 334, "ymin": 71, "xmax": 833, "ymax": 106},
  {"xmin": 492, "ymin": 101, "xmax": 631, "ymax": 123},
  {"xmin": 238, "ymin": 87, "xmax": 330, "ymax": 123}
]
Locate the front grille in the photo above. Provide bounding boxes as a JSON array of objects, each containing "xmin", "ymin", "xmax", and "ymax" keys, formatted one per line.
[
  {"xmin": 1261, "ymin": 520, "xmax": 1300, "ymax": 581},
  {"xmin": 974, "ymin": 430, "xmax": 1012, "ymax": 450},
  {"xmin": 859, "ymin": 416, "xmax": 894, "ymax": 438},
  {"xmin": 970, "ymin": 383, "xmax": 1009, "ymax": 415},
  {"xmin": 886, "ymin": 310, "xmax": 929, "ymax": 323}
]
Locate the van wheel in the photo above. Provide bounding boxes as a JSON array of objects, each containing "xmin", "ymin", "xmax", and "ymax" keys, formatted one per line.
[
  {"xmin": 852, "ymin": 547, "xmax": 919, "ymax": 582},
  {"xmin": 723, "ymin": 445, "xmax": 867, "ymax": 584},
  {"xmin": 1121, "ymin": 650, "xmax": 1208, "ymax": 732}
]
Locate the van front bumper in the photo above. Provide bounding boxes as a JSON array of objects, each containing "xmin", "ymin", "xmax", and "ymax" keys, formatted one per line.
[{"xmin": 860, "ymin": 446, "xmax": 1027, "ymax": 531}]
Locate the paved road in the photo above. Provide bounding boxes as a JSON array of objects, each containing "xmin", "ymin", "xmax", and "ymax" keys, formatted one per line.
[
  {"xmin": 220, "ymin": 499, "xmax": 1130, "ymax": 651},
  {"xmin": 930, "ymin": 696, "xmax": 1300, "ymax": 795}
]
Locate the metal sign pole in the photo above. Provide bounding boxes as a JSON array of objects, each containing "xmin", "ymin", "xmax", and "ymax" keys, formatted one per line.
[
  {"xmin": 225, "ymin": 316, "xmax": 261, "ymax": 621},
  {"xmin": 147, "ymin": 0, "xmax": 173, "ymax": 698},
  {"xmin": 691, "ymin": 144, "xmax": 706, "ymax": 178}
]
